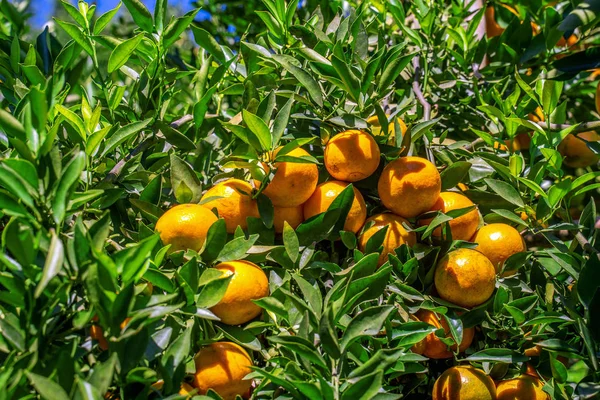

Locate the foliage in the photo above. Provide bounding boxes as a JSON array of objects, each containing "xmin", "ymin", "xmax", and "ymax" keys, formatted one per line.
[{"xmin": 0, "ymin": 0, "xmax": 599, "ymax": 399}]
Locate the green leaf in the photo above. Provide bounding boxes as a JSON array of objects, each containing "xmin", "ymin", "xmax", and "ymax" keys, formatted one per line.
[
  {"xmin": 216, "ymin": 234, "xmax": 259, "ymax": 262},
  {"xmin": 283, "ymin": 222, "xmax": 300, "ymax": 263},
  {"xmin": 465, "ymin": 348, "xmax": 528, "ymax": 363},
  {"xmin": 379, "ymin": 53, "xmax": 414, "ymax": 92},
  {"xmin": 34, "ymin": 230, "xmax": 64, "ymax": 298},
  {"xmin": 163, "ymin": 9, "xmax": 200, "ymax": 49},
  {"xmin": 485, "ymin": 178, "xmax": 525, "ymax": 207},
  {"xmin": 340, "ymin": 370, "xmax": 383, "ymax": 400},
  {"xmin": 267, "ymin": 335, "xmax": 327, "ymax": 369},
  {"xmin": 26, "ymin": 372, "xmax": 70, "ymax": 400},
  {"xmin": 340, "ymin": 306, "xmax": 394, "ymax": 351},
  {"xmin": 101, "ymin": 119, "xmax": 151, "ymax": 157},
  {"xmin": 154, "ymin": 0, "xmax": 167, "ymax": 34},
  {"xmin": 108, "ymin": 33, "xmax": 145, "ymax": 73},
  {"xmin": 441, "ymin": 162, "xmax": 471, "ymax": 190},
  {"xmin": 0, "ymin": 108, "xmax": 26, "ymax": 141},
  {"xmin": 122, "ymin": 0, "xmax": 154, "ymax": 33},
  {"xmin": 52, "ymin": 151, "xmax": 85, "ymax": 224},
  {"xmin": 243, "ymin": 109, "xmax": 272, "ymax": 152},
  {"xmin": 191, "ymin": 26, "xmax": 225, "ymax": 63},
  {"xmin": 54, "ymin": 19, "xmax": 94, "ymax": 56},
  {"xmin": 94, "ymin": 2, "xmax": 121, "ymax": 34},
  {"xmin": 272, "ymin": 97, "xmax": 293, "ymax": 148},
  {"xmin": 170, "ymin": 154, "xmax": 203, "ymax": 203},
  {"xmin": 201, "ymin": 219, "xmax": 227, "ymax": 264},
  {"xmin": 55, "ymin": 104, "xmax": 87, "ymax": 140},
  {"xmin": 293, "ymin": 274, "xmax": 322, "ymax": 317},
  {"xmin": 59, "ymin": 0, "xmax": 87, "ymax": 27},
  {"xmin": 272, "ymin": 54, "xmax": 323, "ymax": 107},
  {"xmin": 156, "ymin": 121, "xmax": 196, "ymax": 150}
]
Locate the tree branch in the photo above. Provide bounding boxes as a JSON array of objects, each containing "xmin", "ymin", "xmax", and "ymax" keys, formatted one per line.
[
  {"xmin": 536, "ymin": 120, "xmax": 600, "ymax": 133},
  {"xmin": 411, "ymin": 57, "xmax": 435, "ymax": 163},
  {"xmin": 574, "ymin": 231, "xmax": 600, "ymax": 261}
]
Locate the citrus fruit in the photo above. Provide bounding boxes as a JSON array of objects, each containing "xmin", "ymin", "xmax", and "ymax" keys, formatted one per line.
[
  {"xmin": 155, "ymin": 204, "xmax": 218, "ymax": 253},
  {"xmin": 324, "ymin": 130, "xmax": 380, "ymax": 182},
  {"xmin": 485, "ymin": 6, "xmax": 504, "ymax": 38},
  {"xmin": 257, "ymin": 147, "xmax": 319, "ymax": 207},
  {"xmin": 192, "ymin": 342, "xmax": 253, "ymax": 400},
  {"xmin": 472, "ymin": 223, "xmax": 526, "ymax": 273},
  {"xmin": 303, "ymin": 180, "xmax": 367, "ymax": 233},
  {"xmin": 378, "ymin": 156, "xmax": 441, "ymax": 219},
  {"xmin": 414, "ymin": 309, "xmax": 475, "ymax": 359},
  {"xmin": 421, "ymin": 192, "xmax": 480, "ymax": 241},
  {"xmin": 201, "ymin": 179, "xmax": 260, "ymax": 233},
  {"xmin": 367, "ymin": 114, "xmax": 407, "ymax": 144},
  {"xmin": 434, "ymin": 248, "xmax": 496, "ymax": 308},
  {"xmin": 90, "ymin": 317, "xmax": 131, "ymax": 351},
  {"xmin": 358, "ymin": 213, "xmax": 416, "ymax": 265},
  {"xmin": 210, "ymin": 260, "xmax": 269, "ymax": 325},
  {"xmin": 433, "ymin": 366, "xmax": 496, "ymax": 400},
  {"xmin": 496, "ymin": 375, "xmax": 549, "ymax": 400},
  {"xmin": 273, "ymin": 205, "xmax": 304, "ymax": 233},
  {"xmin": 557, "ymin": 131, "xmax": 600, "ymax": 168}
]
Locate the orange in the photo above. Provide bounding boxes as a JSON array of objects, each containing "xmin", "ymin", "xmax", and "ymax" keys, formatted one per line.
[
  {"xmin": 210, "ymin": 260, "xmax": 269, "ymax": 325},
  {"xmin": 303, "ymin": 180, "xmax": 367, "ymax": 233},
  {"xmin": 257, "ymin": 147, "xmax": 319, "ymax": 207},
  {"xmin": 414, "ymin": 309, "xmax": 475, "ymax": 359},
  {"xmin": 557, "ymin": 131, "xmax": 600, "ymax": 168},
  {"xmin": 421, "ymin": 192, "xmax": 480, "ymax": 241},
  {"xmin": 367, "ymin": 114, "xmax": 407, "ymax": 144},
  {"xmin": 433, "ymin": 366, "xmax": 496, "ymax": 400},
  {"xmin": 192, "ymin": 342, "xmax": 253, "ymax": 400},
  {"xmin": 201, "ymin": 179, "xmax": 260, "ymax": 233},
  {"xmin": 324, "ymin": 130, "xmax": 381, "ymax": 182},
  {"xmin": 496, "ymin": 375, "xmax": 549, "ymax": 400},
  {"xmin": 378, "ymin": 156, "xmax": 441, "ymax": 219},
  {"xmin": 557, "ymin": 34, "xmax": 578, "ymax": 47},
  {"xmin": 273, "ymin": 205, "xmax": 304, "ymax": 233},
  {"xmin": 155, "ymin": 204, "xmax": 218, "ymax": 253},
  {"xmin": 434, "ymin": 248, "xmax": 496, "ymax": 308},
  {"xmin": 485, "ymin": 7, "xmax": 504, "ymax": 38},
  {"xmin": 90, "ymin": 317, "xmax": 131, "ymax": 351},
  {"xmin": 358, "ymin": 213, "xmax": 416, "ymax": 265},
  {"xmin": 596, "ymin": 84, "xmax": 600, "ymax": 115},
  {"xmin": 472, "ymin": 223, "xmax": 526, "ymax": 273}
]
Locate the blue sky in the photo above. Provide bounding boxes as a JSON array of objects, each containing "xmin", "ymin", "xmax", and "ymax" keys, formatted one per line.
[{"xmin": 30, "ymin": 0, "xmax": 199, "ymax": 28}]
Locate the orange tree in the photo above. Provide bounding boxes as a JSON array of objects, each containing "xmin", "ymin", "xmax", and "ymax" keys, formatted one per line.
[{"xmin": 0, "ymin": 0, "xmax": 599, "ymax": 399}]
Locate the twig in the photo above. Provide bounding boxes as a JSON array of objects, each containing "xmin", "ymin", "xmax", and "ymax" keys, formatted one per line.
[
  {"xmin": 464, "ymin": 138, "xmax": 484, "ymax": 151},
  {"xmin": 574, "ymin": 231, "xmax": 600, "ymax": 261},
  {"xmin": 103, "ymin": 114, "xmax": 194, "ymax": 183},
  {"xmin": 411, "ymin": 57, "xmax": 435, "ymax": 163},
  {"xmin": 536, "ymin": 120, "xmax": 600, "ymax": 133}
]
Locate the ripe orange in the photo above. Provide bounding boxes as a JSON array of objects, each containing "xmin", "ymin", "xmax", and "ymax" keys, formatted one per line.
[
  {"xmin": 90, "ymin": 317, "xmax": 131, "ymax": 351},
  {"xmin": 358, "ymin": 213, "xmax": 416, "ymax": 265},
  {"xmin": 485, "ymin": 7, "xmax": 504, "ymax": 38},
  {"xmin": 324, "ymin": 130, "xmax": 380, "ymax": 182},
  {"xmin": 414, "ymin": 309, "xmax": 475, "ymax": 359},
  {"xmin": 558, "ymin": 131, "xmax": 600, "ymax": 168},
  {"xmin": 421, "ymin": 192, "xmax": 480, "ymax": 241},
  {"xmin": 433, "ymin": 366, "xmax": 496, "ymax": 400},
  {"xmin": 303, "ymin": 180, "xmax": 367, "ymax": 233},
  {"xmin": 367, "ymin": 114, "xmax": 407, "ymax": 144},
  {"xmin": 472, "ymin": 223, "xmax": 526, "ymax": 273},
  {"xmin": 496, "ymin": 375, "xmax": 549, "ymax": 400},
  {"xmin": 378, "ymin": 156, "xmax": 441, "ymax": 219},
  {"xmin": 210, "ymin": 261, "xmax": 269, "ymax": 325},
  {"xmin": 192, "ymin": 342, "xmax": 253, "ymax": 400},
  {"xmin": 258, "ymin": 147, "xmax": 319, "ymax": 207},
  {"xmin": 434, "ymin": 248, "xmax": 496, "ymax": 308},
  {"xmin": 273, "ymin": 205, "xmax": 304, "ymax": 233},
  {"xmin": 201, "ymin": 179, "xmax": 260, "ymax": 233},
  {"xmin": 155, "ymin": 204, "xmax": 218, "ymax": 253}
]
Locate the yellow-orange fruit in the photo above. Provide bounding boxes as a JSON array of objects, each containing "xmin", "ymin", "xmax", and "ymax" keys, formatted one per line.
[
  {"xmin": 367, "ymin": 114, "xmax": 408, "ymax": 144},
  {"xmin": 434, "ymin": 248, "xmax": 496, "ymax": 308},
  {"xmin": 201, "ymin": 179, "xmax": 260, "ymax": 233},
  {"xmin": 210, "ymin": 261, "xmax": 269, "ymax": 325},
  {"xmin": 496, "ymin": 375, "xmax": 549, "ymax": 400},
  {"xmin": 258, "ymin": 147, "xmax": 319, "ymax": 207},
  {"xmin": 433, "ymin": 366, "xmax": 496, "ymax": 400},
  {"xmin": 155, "ymin": 204, "xmax": 218, "ymax": 253},
  {"xmin": 193, "ymin": 342, "xmax": 253, "ymax": 400},
  {"xmin": 324, "ymin": 130, "xmax": 380, "ymax": 182},
  {"xmin": 273, "ymin": 205, "xmax": 304, "ymax": 233},
  {"xmin": 303, "ymin": 180, "xmax": 367, "ymax": 233},
  {"xmin": 90, "ymin": 317, "xmax": 131, "ymax": 351},
  {"xmin": 378, "ymin": 156, "xmax": 441, "ymax": 219},
  {"xmin": 421, "ymin": 192, "xmax": 480, "ymax": 241},
  {"xmin": 485, "ymin": 7, "xmax": 504, "ymax": 38},
  {"xmin": 472, "ymin": 223, "xmax": 526, "ymax": 273},
  {"xmin": 358, "ymin": 213, "xmax": 416, "ymax": 265},
  {"xmin": 557, "ymin": 131, "xmax": 600, "ymax": 168},
  {"xmin": 414, "ymin": 309, "xmax": 475, "ymax": 359}
]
